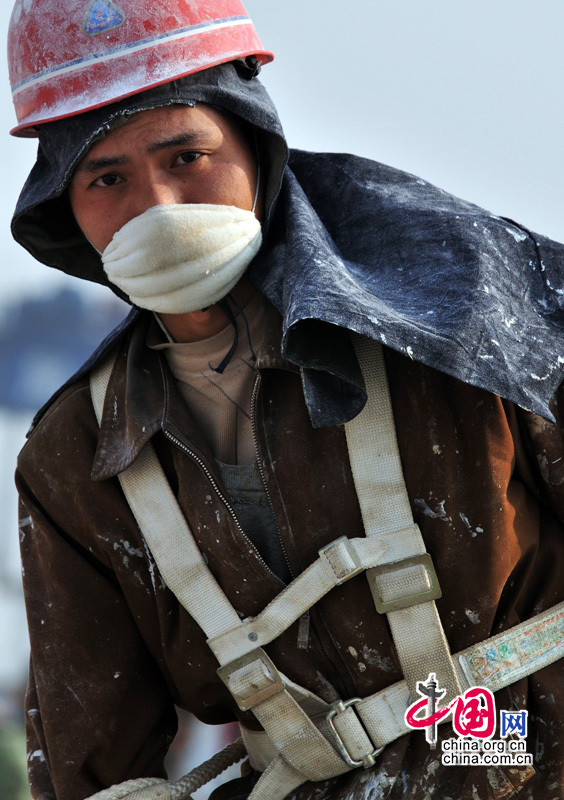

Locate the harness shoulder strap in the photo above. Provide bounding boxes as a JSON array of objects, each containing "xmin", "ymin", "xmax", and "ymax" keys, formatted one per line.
[
  {"xmin": 90, "ymin": 349, "xmax": 242, "ymax": 638},
  {"xmin": 346, "ymin": 333, "xmax": 462, "ymax": 702}
]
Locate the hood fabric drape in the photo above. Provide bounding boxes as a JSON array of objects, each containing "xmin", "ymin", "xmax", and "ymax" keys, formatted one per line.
[{"xmin": 12, "ymin": 62, "xmax": 564, "ymax": 428}]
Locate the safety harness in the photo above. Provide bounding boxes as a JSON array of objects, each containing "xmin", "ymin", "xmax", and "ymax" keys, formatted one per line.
[{"xmin": 88, "ymin": 334, "xmax": 564, "ymax": 800}]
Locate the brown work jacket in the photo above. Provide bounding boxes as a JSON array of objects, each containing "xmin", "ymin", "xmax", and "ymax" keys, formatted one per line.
[{"xmin": 16, "ymin": 312, "xmax": 564, "ymax": 800}]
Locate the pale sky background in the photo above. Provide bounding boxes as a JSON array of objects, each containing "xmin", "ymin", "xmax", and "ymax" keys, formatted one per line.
[{"xmin": 0, "ymin": 0, "xmax": 563, "ymax": 308}]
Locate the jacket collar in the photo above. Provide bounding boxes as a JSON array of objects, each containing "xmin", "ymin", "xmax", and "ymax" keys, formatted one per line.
[
  {"xmin": 91, "ymin": 314, "xmax": 165, "ymax": 481},
  {"xmin": 91, "ymin": 310, "xmax": 297, "ymax": 481}
]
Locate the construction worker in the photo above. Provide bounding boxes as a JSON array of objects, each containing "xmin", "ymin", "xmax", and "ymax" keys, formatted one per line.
[{"xmin": 9, "ymin": 1, "xmax": 564, "ymax": 799}]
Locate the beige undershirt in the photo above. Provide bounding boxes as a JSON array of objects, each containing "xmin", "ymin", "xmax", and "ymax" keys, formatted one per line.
[{"xmin": 149, "ymin": 293, "xmax": 280, "ymax": 465}]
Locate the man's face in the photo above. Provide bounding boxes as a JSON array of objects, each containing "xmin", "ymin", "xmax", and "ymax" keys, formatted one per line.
[{"xmin": 69, "ymin": 104, "xmax": 260, "ymax": 253}]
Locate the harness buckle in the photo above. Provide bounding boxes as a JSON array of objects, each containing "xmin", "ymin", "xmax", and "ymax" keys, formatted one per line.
[
  {"xmin": 217, "ymin": 648, "xmax": 284, "ymax": 711},
  {"xmin": 369, "ymin": 552, "xmax": 441, "ymax": 613},
  {"xmin": 319, "ymin": 536, "xmax": 364, "ymax": 585},
  {"xmin": 327, "ymin": 698, "xmax": 384, "ymax": 769}
]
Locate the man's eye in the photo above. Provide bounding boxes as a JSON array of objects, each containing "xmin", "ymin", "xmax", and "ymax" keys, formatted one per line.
[
  {"xmin": 173, "ymin": 152, "xmax": 201, "ymax": 166},
  {"xmin": 93, "ymin": 174, "xmax": 123, "ymax": 187}
]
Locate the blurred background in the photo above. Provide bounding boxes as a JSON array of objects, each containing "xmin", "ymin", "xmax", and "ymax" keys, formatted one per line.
[{"xmin": 1, "ymin": 0, "xmax": 563, "ymax": 796}]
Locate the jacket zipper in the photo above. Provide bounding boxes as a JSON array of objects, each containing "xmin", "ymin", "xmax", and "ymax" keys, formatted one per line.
[
  {"xmin": 250, "ymin": 371, "xmax": 295, "ymax": 583},
  {"xmin": 250, "ymin": 371, "xmax": 358, "ymax": 695},
  {"xmin": 163, "ymin": 428, "xmax": 283, "ymax": 586}
]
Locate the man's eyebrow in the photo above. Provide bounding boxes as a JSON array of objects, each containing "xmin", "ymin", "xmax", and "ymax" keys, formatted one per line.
[
  {"xmin": 74, "ymin": 155, "xmax": 130, "ymax": 175},
  {"xmin": 146, "ymin": 132, "xmax": 208, "ymax": 153}
]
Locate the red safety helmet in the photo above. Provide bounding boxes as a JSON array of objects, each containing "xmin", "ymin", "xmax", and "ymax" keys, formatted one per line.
[{"xmin": 8, "ymin": 0, "xmax": 273, "ymax": 137}]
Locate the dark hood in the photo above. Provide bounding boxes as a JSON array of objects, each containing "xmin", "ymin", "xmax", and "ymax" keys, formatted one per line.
[
  {"xmin": 11, "ymin": 62, "xmax": 287, "ymax": 288},
  {"xmin": 13, "ymin": 63, "xmax": 564, "ymax": 428}
]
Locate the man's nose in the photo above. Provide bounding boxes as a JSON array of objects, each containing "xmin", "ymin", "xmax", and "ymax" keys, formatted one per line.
[{"xmin": 133, "ymin": 180, "xmax": 182, "ymax": 216}]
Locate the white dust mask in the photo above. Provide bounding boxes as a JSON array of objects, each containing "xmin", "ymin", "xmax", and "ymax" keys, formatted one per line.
[{"xmin": 101, "ymin": 203, "xmax": 262, "ymax": 313}]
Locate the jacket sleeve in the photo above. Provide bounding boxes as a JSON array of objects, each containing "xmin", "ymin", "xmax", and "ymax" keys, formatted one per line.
[
  {"xmin": 518, "ymin": 380, "xmax": 564, "ymax": 526},
  {"xmin": 16, "ymin": 478, "xmax": 177, "ymax": 800}
]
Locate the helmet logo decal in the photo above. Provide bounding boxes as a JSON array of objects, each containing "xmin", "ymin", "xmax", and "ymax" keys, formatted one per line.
[{"xmin": 84, "ymin": 0, "xmax": 125, "ymax": 36}]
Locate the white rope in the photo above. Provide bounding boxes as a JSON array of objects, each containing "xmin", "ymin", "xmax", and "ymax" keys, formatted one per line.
[
  {"xmin": 87, "ymin": 777, "xmax": 168, "ymax": 800},
  {"xmin": 87, "ymin": 739, "xmax": 246, "ymax": 800},
  {"xmin": 168, "ymin": 739, "xmax": 247, "ymax": 799}
]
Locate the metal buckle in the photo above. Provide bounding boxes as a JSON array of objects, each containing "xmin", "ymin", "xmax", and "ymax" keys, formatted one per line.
[
  {"xmin": 319, "ymin": 536, "xmax": 363, "ymax": 585},
  {"xmin": 369, "ymin": 553, "xmax": 441, "ymax": 613},
  {"xmin": 327, "ymin": 698, "xmax": 384, "ymax": 769},
  {"xmin": 217, "ymin": 649, "xmax": 284, "ymax": 711}
]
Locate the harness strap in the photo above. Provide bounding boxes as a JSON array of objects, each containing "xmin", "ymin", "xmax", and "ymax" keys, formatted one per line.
[
  {"xmin": 345, "ymin": 333, "xmax": 462, "ymax": 704},
  {"xmin": 210, "ymin": 534, "xmax": 399, "ymax": 663},
  {"xmin": 90, "ymin": 343, "xmax": 564, "ymax": 800},
  {"xmin": 247, "ymin": 755, "xmax": 303, "ymax": 800},
  {"xmin": 241, "ymin": 598, "xmax": 564, "ymax": 761}
]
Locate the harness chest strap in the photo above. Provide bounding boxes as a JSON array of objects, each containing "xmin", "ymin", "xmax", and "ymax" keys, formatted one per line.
[
  {"xmin": 89, "ymin": 343, "xmax": 564, "ymax": 800},
  {"xmin": 240, "ymin": 599, "xmax": 564, "ymax": 771}
]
